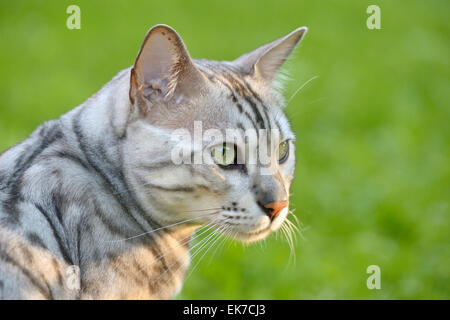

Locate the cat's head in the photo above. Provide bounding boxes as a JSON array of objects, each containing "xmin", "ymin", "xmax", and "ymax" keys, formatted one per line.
[{"xmin": 124, "ymin": 25, "xmax": 306, "ymax": 243}]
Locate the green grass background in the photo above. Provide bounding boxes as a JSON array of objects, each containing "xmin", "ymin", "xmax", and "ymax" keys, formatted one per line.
[{"xmin": 0, "ymin": 0, "xmax": 448, "ymax": 299}]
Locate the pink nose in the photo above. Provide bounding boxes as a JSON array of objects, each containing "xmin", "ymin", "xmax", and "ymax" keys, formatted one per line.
[{"xmin": 263, "ymin": 201, "xmax": 288, "ymax": 220}]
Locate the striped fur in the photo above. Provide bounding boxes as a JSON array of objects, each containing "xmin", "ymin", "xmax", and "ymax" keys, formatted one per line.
[{"xmin": 0, "ymin": 25, "xmax": 307, "ymax": 299}]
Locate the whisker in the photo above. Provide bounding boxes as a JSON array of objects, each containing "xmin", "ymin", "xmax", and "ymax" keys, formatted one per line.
[
  {"xmin": 151, "ymin": 225, "xmax": 222, "ymax": 283},
  {"xmin": 107, "ymin": 211, "xmax": 218, "ymax": 242},
  {"xmin": 280, "ymin": 223, "xmax": 296, "ymax": 267},
  {"xmin": 288, "ymin": 210, "xmax": 300, "ymax": 226},
  {"xmin": 287, "ymin": 75, "xmax": 319, "ymax": 105},
  {"xmin": 285, "ymin": 218, "xmax": 300, "ymax": 240},
  {"xmin": 135, "ymin": 219, "xmax": 220, "ymax": 276},
  {"xmin": 146, "ymin": 223, "xmax": 221, "ymax": 284},
  {"xmin": 206, "ymin": 231, "xmax": 229, "ymax": 266},
  {"xmin": 287, "ymin": 211, "xmax": 306, "ymax": 241},
  {"xmin": 185, "ymin": 227, "xmax": 226, "ymax": 281}
]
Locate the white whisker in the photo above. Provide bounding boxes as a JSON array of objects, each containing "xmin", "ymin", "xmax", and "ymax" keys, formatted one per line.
[
  {"xmin": 287, "ymin": 75, "xmax": 319, "ymax": 105},
  {"xmin": 134, "ymin": 220, "xmax": 219, "ymax": 276},
  {"xmin": 185, "ymin": 227, "xmax": 226, "ymax": 281},
  {"xmin": 147, "ymin": 223, "xmax": 222, "ymax": 284},
  {"xmin": 107, "ymin": 211, "xmax": 218, "ymax": 242}
]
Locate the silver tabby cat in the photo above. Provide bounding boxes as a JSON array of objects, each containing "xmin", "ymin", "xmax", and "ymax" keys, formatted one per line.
[{"xmin": 0, "ymin": 24, "xmax": 307, "ymax": 299}]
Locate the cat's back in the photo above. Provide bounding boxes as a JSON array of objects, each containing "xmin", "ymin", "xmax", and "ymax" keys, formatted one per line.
[
  {"xmin": 0, "ymin": 119, "xmax": 85, "ymax": 299},
  {"xmin": 0, "ymin": 119, "xmax": 66, "ymax": 221}
]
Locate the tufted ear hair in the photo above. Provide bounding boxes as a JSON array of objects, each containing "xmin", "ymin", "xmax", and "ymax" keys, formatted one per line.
[
  {"xmin": 233, "ymin": 27, "xmax": 307, "ymax": 83},
  {"xmin": 129, "ymin": 24, "xmax": 206, "ymax": 104}
]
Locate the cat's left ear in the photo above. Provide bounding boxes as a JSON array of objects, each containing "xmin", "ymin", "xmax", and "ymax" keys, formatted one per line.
[
  {"xmin": 233, "ymin": 27, "xmax": 307, "ymax": 83},
  {"xmin": 129, "ymin": 24, "xmax": 206, "ymax": 105}
]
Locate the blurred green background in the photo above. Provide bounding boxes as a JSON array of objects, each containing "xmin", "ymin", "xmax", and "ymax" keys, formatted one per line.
[{"xmin": 0, "ymin": 0, "xmax": 448, "ymax": 299}]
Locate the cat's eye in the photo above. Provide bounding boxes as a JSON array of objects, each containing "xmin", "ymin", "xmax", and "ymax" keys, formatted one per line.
[
  {"xmin": 278, "ymin": 141, "xmax": 289, "ymax": 164},
  {"xmin": 211, "ymin": 144, "xmax": 237, "ymax": 167}
]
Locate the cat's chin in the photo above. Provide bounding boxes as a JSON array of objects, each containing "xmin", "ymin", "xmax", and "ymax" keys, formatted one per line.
[{"xmin": 225, "ymin": 226, "xmax": 272, "ymax": 243}]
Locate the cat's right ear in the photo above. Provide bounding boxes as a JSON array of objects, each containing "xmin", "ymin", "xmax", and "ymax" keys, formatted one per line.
[
  {"xmin": 129, "ymin": 25, "xmax": 206, "ymax": 106},
  {"xmin": 233, "ymin": 27, "xmax": 307, "ymax": 84}
]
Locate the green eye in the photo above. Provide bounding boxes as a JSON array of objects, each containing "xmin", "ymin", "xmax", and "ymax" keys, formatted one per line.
[
  {"xmin": 278, "ymin": 141, "xmax": 289, "ymax": 163},
  {"xmin": 211, "ymin": 144, "xmax": 236, "ymax": 166}
]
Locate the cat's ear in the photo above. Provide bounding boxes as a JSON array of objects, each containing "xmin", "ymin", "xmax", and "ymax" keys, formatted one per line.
[
  {"xmin": 233, "ymin": 27, "xmax": 307, "ymax": 83},
  {"xmin": 129, "ymin": 24, "xmax": 205, "ymax": 104}
]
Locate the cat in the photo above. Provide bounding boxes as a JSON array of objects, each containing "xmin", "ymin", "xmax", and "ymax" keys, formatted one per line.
[{"xmin": 0, "ymin": 24, "xmax": 307, "ymax": 299}]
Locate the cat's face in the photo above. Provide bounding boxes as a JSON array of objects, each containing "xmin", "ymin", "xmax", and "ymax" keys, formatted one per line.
[{"xmin": 124, "ymin": 25, "xmax": 306, "ymax": 243}]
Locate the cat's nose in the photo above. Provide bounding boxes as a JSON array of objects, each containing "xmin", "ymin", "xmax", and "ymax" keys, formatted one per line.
[{"xmin": 263, "ymin": 201, "xmax": 288, "ymax": 220}]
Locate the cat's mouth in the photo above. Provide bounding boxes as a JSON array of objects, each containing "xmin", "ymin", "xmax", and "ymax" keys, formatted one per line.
[
  {"xmin": 226, "ymin": 226, "xmax": 272, "ymax": 243},
  {"xmin": 214, "ymin": 206, "xmax": 289, "ymax": 243}
]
